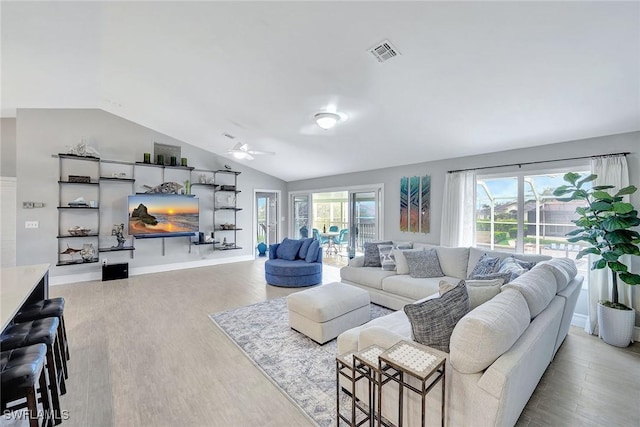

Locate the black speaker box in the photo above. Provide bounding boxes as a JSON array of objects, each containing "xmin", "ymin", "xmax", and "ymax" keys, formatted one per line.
[{"xmin": 102, "ymin": 262, "xmax": 129, "ymax": 281}]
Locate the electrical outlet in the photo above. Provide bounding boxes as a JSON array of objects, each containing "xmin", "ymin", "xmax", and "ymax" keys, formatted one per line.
[
  {"xmin": 25, "ymin": 221, "xmax": 39, "ymax": 229},
  {"xmin": 102, "ymin": 259, "xmax": 108, "ymax": 266},
  {"xmin": 23, "ymin": 202, "xmax": 34, "ymax": 209}
]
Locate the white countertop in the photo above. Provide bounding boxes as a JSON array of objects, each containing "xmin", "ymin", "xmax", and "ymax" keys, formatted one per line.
[{"xmin": 1, "ymin": 264, "xmax": 50, "ymax": 330}]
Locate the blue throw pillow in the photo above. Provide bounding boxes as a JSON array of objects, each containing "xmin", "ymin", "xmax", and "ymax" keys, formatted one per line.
[
  {"xmin": 276, "ymin": 238, "xmax": 304, "ymax": 261},
  {"xmin": 297, "ymin": 238, "xmax": 314, "ymax": 259},
  {"xmin": 468, "ymin": 253, "xmax": 500, "ymax": 279},
  {"xmin": 305, "ymin": 240, "xmax": 320, "ymax": 263}
]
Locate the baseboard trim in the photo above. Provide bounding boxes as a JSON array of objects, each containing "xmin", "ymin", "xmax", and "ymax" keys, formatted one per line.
[{"xmin": 50, "ymin": 255, "xmax": 254, "ymax": 285}]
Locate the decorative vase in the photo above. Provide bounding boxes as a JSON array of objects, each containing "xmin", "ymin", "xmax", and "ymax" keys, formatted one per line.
[
  {"xmin": 257, "ymin": 242, "xmax": 267, "ymax": 257},
  {"xmin": 597, "ymin": 302, "xmax": 635, "ymax": 347},
  {"xmin": 80, "ymin": 243, "xmax": 96, "ymax": 262}
]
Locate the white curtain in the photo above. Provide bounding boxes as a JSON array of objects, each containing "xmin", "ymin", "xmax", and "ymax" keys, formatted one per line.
[
  {"xmin": 585, "ymin": 155, "xmax": 632, "ymax": 335},
  {"xmin": 441, "ymin": 170, "xmax": 476, "ymax": 247}
]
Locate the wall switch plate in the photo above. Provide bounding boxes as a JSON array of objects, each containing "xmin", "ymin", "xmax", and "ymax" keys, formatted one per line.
[{"xmin": 25, "ymin": 221, "xmax": 39, "ymax": 229}]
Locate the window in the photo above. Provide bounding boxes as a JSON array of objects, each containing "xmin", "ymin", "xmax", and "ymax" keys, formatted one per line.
[{"xmin": 476, "ymin": 168, "xmax": 591, "ymax": 282}]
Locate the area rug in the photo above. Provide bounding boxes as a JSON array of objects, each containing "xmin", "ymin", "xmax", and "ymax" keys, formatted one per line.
[{"xmin": 209, "ymin": 298, "xmax": 393, "ymax": 427}]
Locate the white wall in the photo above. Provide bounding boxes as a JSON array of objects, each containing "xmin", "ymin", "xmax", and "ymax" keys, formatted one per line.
[
  {"xmin": 287, "ymin": 131, "xmax": 640, "ymax": 325},
  {"xmin": 1, "ymin": 118, "xmax": 17, "ymax": 177},
  {"xmin": 15, "ymin": 109, "xmax": 287, "ymax": 282}
]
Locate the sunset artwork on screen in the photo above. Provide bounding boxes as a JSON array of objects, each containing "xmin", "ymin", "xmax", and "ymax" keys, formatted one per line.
[{"xmin": 128, "ymin": 194, "xmax": 199, "ymax": 237}]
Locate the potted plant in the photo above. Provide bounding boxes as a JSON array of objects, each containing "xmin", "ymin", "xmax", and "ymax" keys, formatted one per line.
[{"xmin": 553, "ymin": 172, "xmax": 640, "ymax": 347}]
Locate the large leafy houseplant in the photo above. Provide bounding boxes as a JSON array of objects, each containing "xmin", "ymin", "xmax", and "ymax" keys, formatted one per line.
[{"xmin": 553, "ymin": 172, "xmax": 640, "ymax": 309}]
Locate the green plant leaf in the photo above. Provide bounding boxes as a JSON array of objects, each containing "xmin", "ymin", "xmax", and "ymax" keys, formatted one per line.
[
  {"xmin": 604, "ymin": 230, "xmax": 636, "ymax": 244},
  {"xmin": 564, "ymin": 172, "xmax": 581, "ymax": 185},
  {"xmin": 592, "ymin": 259, "xmax": 607, "ymax": 269},
  {"xmin": 602, "ymin": 251, "xmax": 621, "ymax": 261},
  {"xmin": 590, "ymin": 201, "xmax": 612, "ymax": 211},
  {"xmin": 552, "ymin": 186, "xmax": 573, "ymax": 196},
  {"xmin": 566, "ymin": 229, "xmax": 583, "ymax": 236},
  {"xmin": 607, "ymin": 260, "xmax": 628, "ymax": 272},
  {"xmin": 602, "ymin": 216, "xmax": 637, "ymax": 231},
  {"xmin": 577, "ymin": 247, "xmax": 600, "ymax": 259},
  {"xmin": 619, "ymin": 272, "xmax": 640, "ymax": 285},
  {"xmin": 615, "ymin": 185, "xmax": 637, "ymax": 197},
  {"xmin": 592, "ymin": 191, "xmax": 614, "ymax": 201},
  {"xmin": 592, "ymin": 185, "xmax": 615, "ymax": 190},
  {"xmin": 575, "ymin": 207, "xmax": 587, "ymax": 215},
  {"xmin": 577, "ymin": 174, "xmax": 597, "ymax": 188},
  {"xmin": 612, "ymin": 202, "xmax": 634, "ymax": 214},
  {"xmin": 614, "ymin": 243, "xmax": 640, "ymax": 256}
]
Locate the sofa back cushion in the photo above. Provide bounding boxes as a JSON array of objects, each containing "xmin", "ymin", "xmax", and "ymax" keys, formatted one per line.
[
  {"xmin": 297, "ymin": 238, "xmax": 314, "ymax": 259},
  {"xmin": 276, "ymin": 238, "xmax": 304, "ymax": 261},
  {"xmin": 404, "ymin": 282, "xmax": 469, "ymax": 352},
  {"xmin": 449, "ymin": 289, "xmax": 530, "ymax": 374},
  {"xmin": 434, "ymin": 246, "xmax": 470, "ymax": 279},
  {"xmin": 533, "ymin": 258, "xmax": 578, "ymax": 292},
  {"xmin": 502, "ymin": 267, "xmax": 557, "ymax": 318}
]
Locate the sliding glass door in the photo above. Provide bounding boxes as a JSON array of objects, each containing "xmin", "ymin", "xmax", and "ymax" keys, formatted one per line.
[
  {"xmin": 292, "ymin": 194, "xmax": 310, "ymax": 239},
  {"xmin": 348, "ymin": 190, "xmax": 379, "ymax": 257}
]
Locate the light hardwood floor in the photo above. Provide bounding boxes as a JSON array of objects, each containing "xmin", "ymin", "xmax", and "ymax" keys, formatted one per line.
[{"xmin": 47, "ymin": 259, "xmax": 638, "ymax": 426}]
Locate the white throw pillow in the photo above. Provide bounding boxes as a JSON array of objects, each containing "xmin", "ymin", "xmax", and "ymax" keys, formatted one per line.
[{"xmin": 440, "ymin": 279, "xmax": 503, "ymax": 310}]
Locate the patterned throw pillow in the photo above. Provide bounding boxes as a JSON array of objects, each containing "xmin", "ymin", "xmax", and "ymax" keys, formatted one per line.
[
  {"xmin": 363, "ymin": 241, "xmax": 393, "ymax": 267},
  {"xmin": 404, "ymin": 248, "xmax": 444, "ymax": 278},
  {"xmin": 471, "ymin": 272, "xmax": 512, "ymax": 284},
  {"xmin": 498, "ymin": 256, "xmax": 533, "ymax": 283},
  {"xmin": 378, "ymin": 245, "xmax": 396, "ymax": 271},
  {"xmin": 468, "ymin": 253, "xmax": 500, "ymax": 278},
  {"xmin": 404, "ymin": 282, "xmax": 470, "ymax": 352},
  {"xmin": 393, "ymin": 248, "xmax": 424, "ymax": 274}
]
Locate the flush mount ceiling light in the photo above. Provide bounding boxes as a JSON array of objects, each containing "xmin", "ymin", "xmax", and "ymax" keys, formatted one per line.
[{"xmin": 314, "ymin": 112, "xmax": 341, "ymax": 130}]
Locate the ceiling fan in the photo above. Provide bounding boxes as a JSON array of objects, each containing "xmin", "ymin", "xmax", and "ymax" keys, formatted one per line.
[{"xmin": 226, "ymin": 142, "xmax": 275, "ymax": 160}]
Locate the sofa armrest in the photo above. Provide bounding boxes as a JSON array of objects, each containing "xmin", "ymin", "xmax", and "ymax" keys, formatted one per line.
[
  {"xmin": 348, "ymin": 256, "xmax": 365, "ymax": 267},
  {"xmin": 358, "ymin": 326, "xmax": 406, "ymax": 351},
  {"xmin": 269, "ymin": 243, "xmax": 279, "ymax": 260}
]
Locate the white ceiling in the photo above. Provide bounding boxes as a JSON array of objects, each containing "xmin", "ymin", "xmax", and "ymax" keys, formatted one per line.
[{"xmin": 2, "ymin": 2, "xmax": 639, "ymax": 182}]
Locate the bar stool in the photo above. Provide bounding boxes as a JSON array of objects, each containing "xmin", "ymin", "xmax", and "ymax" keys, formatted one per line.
[
  {"xmin": 1, "ymin": 318, "xmax": 65, "ymax": 425},
  {"xmin": 1, "ymin": 343, "xmax": 54, "ymax": 427},
  {"xmin": 15, "ymin": 297, "xmax": 70, "ymax": 378}
]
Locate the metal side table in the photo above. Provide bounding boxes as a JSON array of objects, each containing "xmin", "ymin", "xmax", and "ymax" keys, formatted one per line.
[
  {"xmin": 337, "ymin": 345, "xmax": 387, "ymax": 426},
  {"xmin": 378, "ymin": 340, "xmax": 447, "ymax": 427}
]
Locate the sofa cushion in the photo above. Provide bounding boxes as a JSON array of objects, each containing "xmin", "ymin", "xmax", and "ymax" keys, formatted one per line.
[
  {"xmin": 381, "ymin": 275, "xmax": 451, "ymax": 301},
  {"xmin": 471, "ymin": 272, "xmax": 512, "ymax": 284},
  {"xmin": 341, "ymin": 266, "xmax": 396, "ymax": 290},
  {"xmin": 404, "ymin": 282, "xmax": 469, "ymax": 352},
  {"xmin": 363, "ymin": 241, "xmax": 393, "ymax": 267},
  {"xmin": 449, "ymin": 289, "xmax": 530, "ymax": 374},
  {"xmin": 533, "ymin": 258, "xmax": 577, "ymax": 292},
  {"xmin": 468, "ymin": 253, "xmax": 500, "ymax": 278},
  {"xmin": 435, "ymin": 246, "xmax": 470, "ymax": 279},
  {"xmin": 404, "ymin": 248, "xmax": 444, "ymax": 278},
  {"xmin": 393, "ymin": 248, "xmax": 425, "ymax": 275},
  {"xmin": 276, "ymin": 238, "xmax": 304, "ymax": 261},
  {"xmin": 378, "ymin": 245, "xmax": 396, "ymax": 271},
  {"xmin": 440, "ymin": 279, "xmax": 503, "ymax": 310},
  {"xmin": 297, "ymin": 238, "xmax": 314, "ymax": 259},
  {"xmin": 305, "ymin": 240, "xmax": 320, "ymax": 263},
  {"xmin": 502, "ymin": 267, "xmax": 557, "ymax": 318}
]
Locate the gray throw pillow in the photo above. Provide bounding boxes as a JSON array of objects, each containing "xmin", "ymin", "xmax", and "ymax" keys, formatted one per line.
[
  {"xmin": 404, "ymin": 248, "xmax": 444, "ymax": 278},
  {"xmin": 471, "ymin": 272, "xmax": 512, "ymax": 284},
  {"xmin": 404, "ymin": 282, "xmax": 470, "ymax": 352},
  {"xmin": 363, "ymin": 241, "xmax": 393, "ymax": 267},
  {"xmin": 468, "ymin": 253, "xmax": 500, "ymax": 278}
]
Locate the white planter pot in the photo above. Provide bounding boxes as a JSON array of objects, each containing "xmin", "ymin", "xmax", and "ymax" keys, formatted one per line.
[{"xmin": 597, "ymin": 302, "xmax": 635, "ymax": 347}]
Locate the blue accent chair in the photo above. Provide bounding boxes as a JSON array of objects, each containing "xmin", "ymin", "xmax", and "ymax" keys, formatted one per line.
[
  {"xmin": 265, "ymin": 239, "xmax": 323, "ymax": 287},
  {"xmin": 299, "ymin": 226, "xmax": 308, "ymax": 238},
  {"xmin": 332, "ymin": 228, "xmax": 349, "ymax": 249},
  {"xmin": 312, "ymin": 228, "xmax": 330, "ymax": 245},
  {"xmin": 329, "ymin": 225, "xmax": 339, "ymax": 232}
]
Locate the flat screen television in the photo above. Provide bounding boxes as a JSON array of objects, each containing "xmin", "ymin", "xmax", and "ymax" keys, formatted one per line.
[{"xmin": 128, "ymin": 194, "xmax": 199, "ymax": 238}]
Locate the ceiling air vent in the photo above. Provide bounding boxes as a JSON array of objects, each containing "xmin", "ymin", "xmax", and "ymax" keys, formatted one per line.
[
  {"xmin": 222, "ymin": 133, "xmax": 236, "ymax": 140},
  {"xmin": 369, "ymin": 39, "xmax": 401, "ymax": 63}
]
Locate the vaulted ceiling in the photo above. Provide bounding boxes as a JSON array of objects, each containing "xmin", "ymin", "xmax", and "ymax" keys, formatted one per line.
[{"xmin": 2, "ymin": 2, "xmax": 639, "ymax": 181}]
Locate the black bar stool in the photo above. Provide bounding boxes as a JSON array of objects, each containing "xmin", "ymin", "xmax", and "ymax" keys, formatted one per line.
[
  {"xmin": 1, "ymin": 318, "xmax": 66, "ymax": 425},
  {"xmin": 15, "ymin": 298, "xmax": 70, "ymax": 378},
  {"xmin": 1, "ymin": 343, "xmax": 54, "ymax": 427}
]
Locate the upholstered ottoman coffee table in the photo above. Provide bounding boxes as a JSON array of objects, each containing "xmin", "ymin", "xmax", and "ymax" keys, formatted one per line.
[{"xmin": 286, "ymin": 282, "xmax": 371, "ymax": 344}]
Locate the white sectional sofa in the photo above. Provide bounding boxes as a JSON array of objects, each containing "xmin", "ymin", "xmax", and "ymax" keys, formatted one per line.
[{"xmin": 337, "ymin": 244, "xmax": 582, "ymax": 427}]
